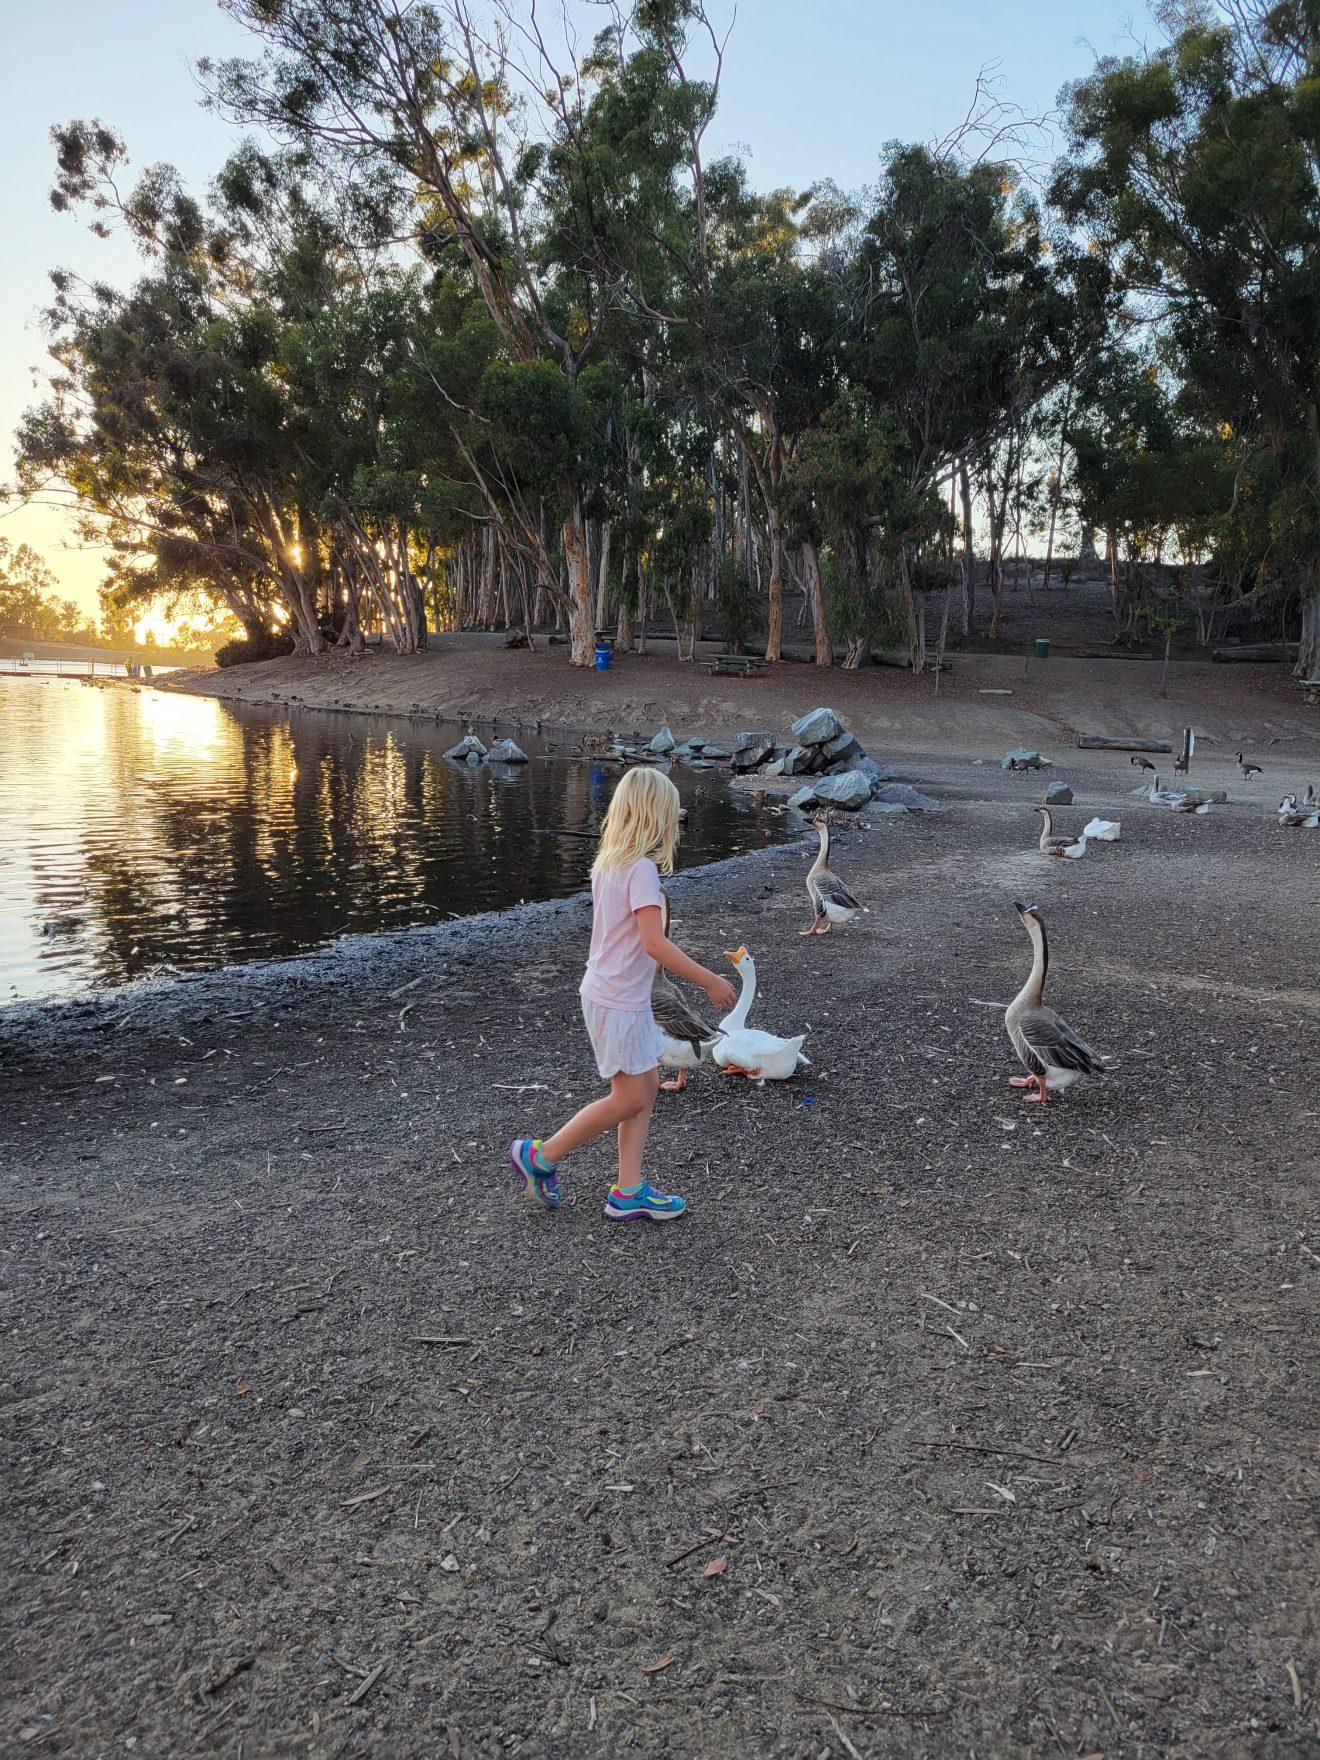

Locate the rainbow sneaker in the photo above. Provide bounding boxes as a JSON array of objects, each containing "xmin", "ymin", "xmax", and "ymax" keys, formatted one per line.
[
  {"xmin": 604, "ymin": 1180, "xmax": 686, "ymax": 1223},
  {"xmin": 509, "ymin": 1139, "xmax": 561, "ymax": 1210}
]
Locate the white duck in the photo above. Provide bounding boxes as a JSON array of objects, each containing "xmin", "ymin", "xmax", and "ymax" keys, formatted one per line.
[{"xmin": 711, "ymin": 947, "xmax": 810, "ymax": 1082}]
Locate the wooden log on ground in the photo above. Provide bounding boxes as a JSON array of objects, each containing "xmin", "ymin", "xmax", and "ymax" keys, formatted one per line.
[
  {"xmin": 1076, "ymin": 735, "xmax": 1173, "ymax": 752},
  {"xmin": 1212, "ymin": 642, "xmax": 1299, "ymax": 663}
]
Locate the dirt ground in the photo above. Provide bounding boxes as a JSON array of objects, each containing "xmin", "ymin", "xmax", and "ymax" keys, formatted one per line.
[{"xmin": 3, "ymin": 674, "xmax": 1319, "ymax": 1759}]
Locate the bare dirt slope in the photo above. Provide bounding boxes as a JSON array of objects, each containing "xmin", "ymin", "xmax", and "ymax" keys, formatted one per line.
[{"xmin": 2, "ymin": 746, "xmax": 1317, "ymax": 1759}]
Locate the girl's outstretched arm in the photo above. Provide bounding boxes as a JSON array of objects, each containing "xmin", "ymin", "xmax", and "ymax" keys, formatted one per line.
[{"xmin": 635, "ymin": 905, "xmax": 737, "ymax": 1012}]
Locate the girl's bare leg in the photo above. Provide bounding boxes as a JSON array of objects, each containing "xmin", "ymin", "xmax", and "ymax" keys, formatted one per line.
[
  {"xmin": 616, "ymin": 1069, "xmax": 660, "ymax": 1190},
  {"xmin": 540, "ymin": 1071, "xmax": 655, "ymax": 1165}
]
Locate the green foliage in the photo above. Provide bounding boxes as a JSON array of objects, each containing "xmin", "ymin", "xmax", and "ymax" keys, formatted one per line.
[{"xmin": 714, "ymin": 553, "xmax": 762, "ymax": 654}]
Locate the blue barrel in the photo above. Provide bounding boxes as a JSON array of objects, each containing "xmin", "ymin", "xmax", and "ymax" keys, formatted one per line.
[{"xmin": 594, "ymin": 643, "xmax": 612, "ymax": 670}]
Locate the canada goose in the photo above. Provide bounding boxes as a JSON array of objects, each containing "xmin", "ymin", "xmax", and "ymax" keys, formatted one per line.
[
  {"xmin": 1238, "ymin": 752, "xmax": 1263, "ymax": 779},
  {"xmin": 1130, "ymin": 755, "xmax": 1158, "ymax": 774},
  {"xmin": 1034, "ymin": 806, "xmax": 1087, "ymax": 859},
  {"xmin": 802, "ymin": 816, "xmax": 862, "ymax": 935},
  {"xmin": 1004, "ymin": 902, "xmax": 1110, "ymax": 1103}
]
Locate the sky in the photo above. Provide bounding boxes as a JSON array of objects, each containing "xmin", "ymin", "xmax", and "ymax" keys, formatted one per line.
[{"xmin": 0, "ymin": 0, "xmax": 1156, "ymax": 617}]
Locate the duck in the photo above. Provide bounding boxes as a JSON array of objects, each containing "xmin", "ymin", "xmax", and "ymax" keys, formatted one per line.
[
  {"xmin": 802, "ymin": 816, "xmax": 863, "ymax": 935},
  {"xmin": 1173, "ymin": 726, "xmax": 1195, "ymax": 777},
  {"xmin": 652, "ymin": 892, "xmax": 722, "ymax": 1091},
  {"xmin": 1004, "ymin": 901, "xmax": 1110, "ymax": 1104},
  {"xmin": 1034, "ymin": 806, "xmax": 1087, "ymax": 859},
  {"xmin": 1277, "ymin": 793, "xmax": 1320, "ymax": 829},
  {"xmin": 1145, "ymin": 774, "xmax": 1210, "ymax": 813},
  {"xmin": 1238, "ymin": 751, "xmax": 1263, "ymax": 779},
  {"xmin": 711, "ymin": 947, "xmax": 809, "ymax": 1082}
]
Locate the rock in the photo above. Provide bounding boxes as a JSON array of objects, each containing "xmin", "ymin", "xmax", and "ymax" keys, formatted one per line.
[
  {"xmin": 649, "ymin": 726, "xmax": 676, "ymax": 754},
  {"xmin": 866, "ymin": 801, "xmax": 910, "ymax": 815},
  {"xmin": 850, "ymin": 756, "xmax": 897, "ymax": 788},
  {"xmin": 1001, "ymin": 748, "xmax": 1046, "ymax": 771},
  {"xmin": 731, "ymin": 732, "xmax": 777, "ymax": 771},
  {"xmin": 873, "ymin": 783, "xmax": 940, "ymax": 811},
  {"xmin": 823, "ymin": 729, "xmax": 864, "ymax": 762},
  {"xmin": 808, "ymin": 770, "xmax": 875, "ymax": 811},
  {"xmin": 686, "ymin": 738, "xmax": 705, "ymax": 752},
  {"xmin": 762, "ymin": 757, "xmax": 787, "ymax": 776},
  {"xmin": 486, "ymin": 738, "xmax": 529, "ymax": 764},
  {"xmin": 791, "ymin": 707, "xmax": 843, "ymax": 747},
  {"xmin": 700, "ymin": 745, "xmax": 730, "ymax": 761},
  {"xmin": 788, "ymin": 784, "xmax": 818, "ymax": 811},
  {"xmin": 1044, "ymin": 780, "xmax": 1073, "ymax": 806},
  {"xmin": 445, "ymin": 734, "xmax": 487, "ymax": 762},
  {"xmin": 782, "ymin": 745, "xmax": 814, "ymax": 776}
]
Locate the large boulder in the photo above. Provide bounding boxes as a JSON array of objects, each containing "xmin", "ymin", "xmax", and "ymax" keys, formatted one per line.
[
  {"xmin": 649, "ymin": 726, "xmax": 677, "ymax": 755},
  {"xmin": 849, "ymin": 756, "xmax": 896, "ymax": 789},
  {"xmin": 873, "ymin": 782, "xmax": 940, "ymax": 811},
  {"xmin": 445, "ymin": 734, "xmax": 487, "ymax": 762},
  {"xmin": 804, "ymin": 770, "xmax": 875, "ymax": 811},
  {"xmin": 486, "ymin": 738, "xmax": 529, "ymax": 764},
  {"xmin": 782, "ymin": 745, "xmax": 814, "ymax": 776},
  {"xmin": 1044, "ymin": 779, "xmax": 1073, "ymax": 806},
  {"xmin": 791, "ymin": 707, "xmax": 843, "ymax": 748},
  {"xmin": 823, "ymin": 728, "xmax": 863, "ymax": 762},
  {"xmin": 1001, "ymin": 747, "xmax": 1046, "ymax": 771}
]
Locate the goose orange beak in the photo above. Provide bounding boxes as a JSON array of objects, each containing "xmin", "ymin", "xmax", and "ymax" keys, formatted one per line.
[{"xmin": 724, "ymin": 946, "xmax": 747, "ymax": 965}]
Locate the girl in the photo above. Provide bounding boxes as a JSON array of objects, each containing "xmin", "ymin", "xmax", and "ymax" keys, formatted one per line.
[{"xmin": 509, "ymin": 766, "xmax": 736, "ymax": 1221}]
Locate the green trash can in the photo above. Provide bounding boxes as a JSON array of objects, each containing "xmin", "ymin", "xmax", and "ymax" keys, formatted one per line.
[{"xmin": 1034, "ymin": 637, "xmax": 1051, "ymax": 660}]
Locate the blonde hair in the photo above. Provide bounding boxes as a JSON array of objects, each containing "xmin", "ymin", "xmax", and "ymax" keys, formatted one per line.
[{"xmin": 593, "ymin": 765, "xmax": 681, "ymax": 876}]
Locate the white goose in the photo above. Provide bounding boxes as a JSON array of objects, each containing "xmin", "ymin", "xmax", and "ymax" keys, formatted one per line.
[{"xmin": 711, "ymin": 947, "xmax": 809, "ymax": 1082}]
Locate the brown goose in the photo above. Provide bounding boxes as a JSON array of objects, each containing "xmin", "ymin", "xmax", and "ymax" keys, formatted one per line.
[
  {"xmin": 1004, "ymin": 901, "xmax": 1110, "ymax": 1104},
  {"xmin": 1238, "ymin": 751, "xmax": 1263, "ymax": 779},
  {"xmin": 802, "ymin": 816, "xmax": 863, "ymax": 935},
  {"xmin": 1034, "ymin": 806, "xmax": 1087, "ymax": 859},
  {"xmin": 1173, "ymin": 726, "xmax": 1194, "ymax": 777},
  {"xmin": 653, "ymin": 891, "xmax": 721, "ymax": 1092}
]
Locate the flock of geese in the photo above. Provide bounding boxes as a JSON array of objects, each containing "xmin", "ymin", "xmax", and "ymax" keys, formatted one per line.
[{"xmin": 652, "ymin": 739, "xmax": 1315, "ymax": 1101}]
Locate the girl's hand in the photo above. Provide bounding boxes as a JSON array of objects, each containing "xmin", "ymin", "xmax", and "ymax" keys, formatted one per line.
[{"xmin": 703, "ymin": 972, "xmax": 737, "ymax": 1012}]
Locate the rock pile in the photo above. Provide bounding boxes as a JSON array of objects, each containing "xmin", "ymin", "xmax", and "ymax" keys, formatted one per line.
[{"xmin": 444, "ymin": 734, "xmax": 529, "ymax": 767}]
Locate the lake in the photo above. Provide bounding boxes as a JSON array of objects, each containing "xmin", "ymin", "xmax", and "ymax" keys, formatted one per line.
[{"xmin": 0, "ymin": 679, "xmax": 788, "ymax": 1006}]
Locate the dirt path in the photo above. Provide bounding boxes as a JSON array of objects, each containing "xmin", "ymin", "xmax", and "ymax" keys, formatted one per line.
[
  {"xmin": 2, "ymin": 740, "xmax": 1317, "ymax": 1758},
  {"xmin": 161, "ymin": 632, "xmax": 1317, "ymax": 764}
]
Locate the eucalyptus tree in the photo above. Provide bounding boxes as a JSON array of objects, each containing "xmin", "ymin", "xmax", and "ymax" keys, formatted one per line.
[
  {"xmin": 1052, "ymin": 1, "xmax": 1320, "ymax": 674},
  {"xmin": 208, "ymin": 0, "xmax": 720, "ymax": 664}
]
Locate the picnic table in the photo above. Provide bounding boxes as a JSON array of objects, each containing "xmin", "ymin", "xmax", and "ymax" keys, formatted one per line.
[{"xmin": 707, "ymin": 652, "xmax": 766, "ymax": 677}]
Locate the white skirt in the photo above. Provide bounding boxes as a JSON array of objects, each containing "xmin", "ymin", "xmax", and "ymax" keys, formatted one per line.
[{"xmin": 581, "ymin": 999, "xmax": 665, "ymax": 1079}]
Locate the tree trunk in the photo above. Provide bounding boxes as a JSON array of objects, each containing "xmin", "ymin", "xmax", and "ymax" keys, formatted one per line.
[
  {"xmin": 800, "ymin": 540, "xmax": 833, "ymax": 668},
  {"xmin": 764, "ymin": 498, "xmax": 784, "ymax": 662},
  {"xmin": 959, "ymin": 463, "xmax": 975, "ymax": 636},
  {"xmin": 594, "ymin": 520, "xmax": 613, "ymax": 630},
  {"xmin": 898, "ymin": 550, "xmax": 923, "ymax": 673},
  {"xmin": 1296, "ymin": 584, "xmax": 1319, "ymax": 678},
  {"xmin": 561, "ymin": 502, "xmax": 594, "ymax": 666}
]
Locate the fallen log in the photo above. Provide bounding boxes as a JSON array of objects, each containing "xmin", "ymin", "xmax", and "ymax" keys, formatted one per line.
[
  {"xmin": 1212, "ymin": 642, "xmax": 1299, "ymax": 663},
  {"xmin": 1076, "ymin": 735, "xmax": 1172, "ymax": 752}
]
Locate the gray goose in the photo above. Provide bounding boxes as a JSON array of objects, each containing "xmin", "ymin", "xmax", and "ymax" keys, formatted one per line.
[
  {"xmin": 653, "ymin": 891, "xmax": 721, "ymax": 1091},
  {"xmin": 802, "ymin": 816, "xmax": 863, "ymax": 935},
  {"xmin": 1173, "ymin": 726, "xmax": 1194, "ymax": 777},
  {"xmin": 1034, "ymin": 806, "xmax": 1087, "ymax": 859},
  {"xmin": 1004, "ymin": 901, "xmax": 1110, "ymax": 1104},
  {"xmin": 1238, "ymin": 752, "xmax": 1263, "ymax": 779}
]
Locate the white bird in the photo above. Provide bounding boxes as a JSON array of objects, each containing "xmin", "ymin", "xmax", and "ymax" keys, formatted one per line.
[
  {"xmin": 711, "ymin": 947, "xmax": 809, "ymax": 1082},
  {"xmin": 1081, "ymin": 818, "xmax": 1121, "ymax": 841},
  {"xmin": 1146, "ymin": 774, "xmax": 1211, "ymax": 813},
  {"xmin": 1277, "ymin": 793, "xmax": 1320, "ymax": 828}
]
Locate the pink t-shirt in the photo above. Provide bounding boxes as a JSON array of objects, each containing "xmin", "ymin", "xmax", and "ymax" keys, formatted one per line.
[{"xmin": 579, "ymin": 857, "xmax": 664, "ymax": 1010}]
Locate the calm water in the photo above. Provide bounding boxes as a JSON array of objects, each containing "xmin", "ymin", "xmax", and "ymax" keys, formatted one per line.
[{"xmin": 0, "ymin": 679, "xmax": 787, "ymax": 1006}]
